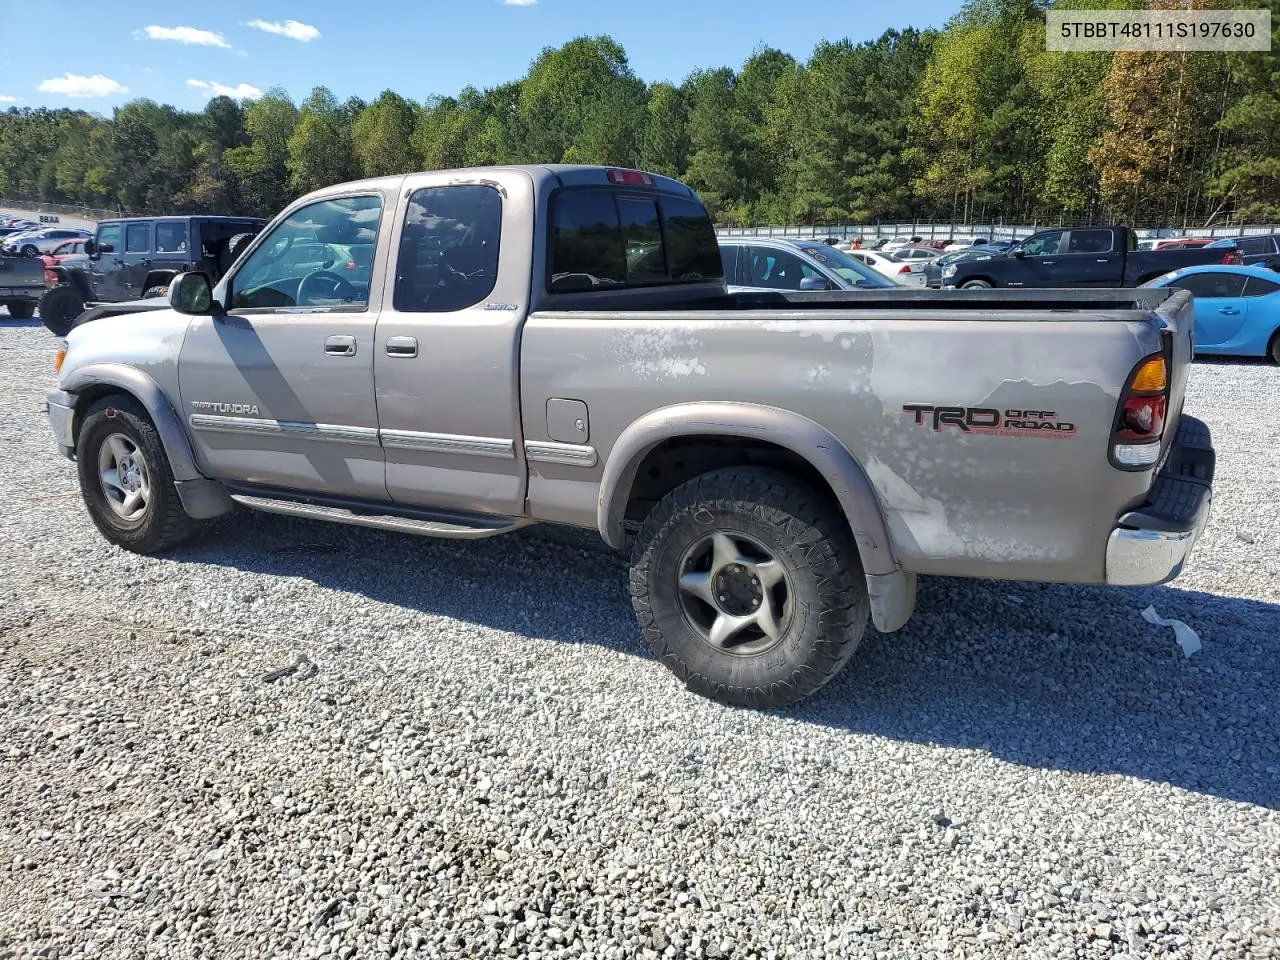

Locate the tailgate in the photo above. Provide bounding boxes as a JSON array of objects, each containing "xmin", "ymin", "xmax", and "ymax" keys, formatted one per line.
[{"xmin": 1154, "ymin": 288, "xmax": 1195, "ymax": 465}]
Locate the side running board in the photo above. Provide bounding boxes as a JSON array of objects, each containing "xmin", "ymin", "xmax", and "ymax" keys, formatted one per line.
[{"xmin": 228, "ymin": 493, "xmax": 528, "ymax": 540}]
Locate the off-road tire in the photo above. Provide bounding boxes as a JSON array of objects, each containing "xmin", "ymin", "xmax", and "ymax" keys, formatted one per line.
[
  {"xmin": 143, "ymin": 284, "xmax": 169, "ymax": 299},
  {"xmin": 960, "ymin": 279, "xmax": 993, "ymax": 289},
  {"xmin": 630, "ymin": 467, "xmax": 869, "ymax": 708},
  {"xmin": 76, "ymin": 396, "xmax": 196, "ymax": 553},
  {"xmin": 40, "ymin": 285, "xmax": 85, "ymax": 337},
  {"xmin": 4, "ymin": 301, "xmax": 36, "ymax": 320}
]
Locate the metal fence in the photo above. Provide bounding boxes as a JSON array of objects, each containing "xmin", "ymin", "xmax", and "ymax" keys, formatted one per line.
[
  {"xmin": 715, "ymin": 221, "xmax": 1280, "ymax": 242},
  {"xmin": 0, "ymin": 198, "xmax": 119, "ymax": 222}
]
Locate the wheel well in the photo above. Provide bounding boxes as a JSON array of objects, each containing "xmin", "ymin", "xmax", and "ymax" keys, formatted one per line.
[
  {"xmin": 70, "ymin": 387, "xmax": 139, "ymax": 446},
  {"xmin": 623, "ymin": 436, "xmax": 841, "ymax": 525},
  {"xmin": 142, "ymin": 270, "xmax": 178, "ymax": 290}
]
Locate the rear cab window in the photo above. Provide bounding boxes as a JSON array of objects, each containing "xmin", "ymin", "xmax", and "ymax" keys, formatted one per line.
[{"xmin": 549, "ymin": 187, "xmax": 722, "ymax": 292}]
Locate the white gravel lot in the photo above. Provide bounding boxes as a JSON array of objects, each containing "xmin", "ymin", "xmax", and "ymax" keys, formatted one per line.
[{"xmin": 1, "ymin": 312, "xmax": 1277, "ymax": 960}]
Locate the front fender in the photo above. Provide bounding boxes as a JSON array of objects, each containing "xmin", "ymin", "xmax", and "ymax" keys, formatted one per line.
[
  {"xmin": 60, "ymin": 363, "xmax": 201, "ymax": 482},
  {"xmin": 597, "ymin": 402, "xmax": 915, "ymax": 633}
]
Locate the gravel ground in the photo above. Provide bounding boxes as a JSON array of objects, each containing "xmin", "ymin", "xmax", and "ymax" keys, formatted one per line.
[{"xmin": 1, "ymin": 315, "xmax": 1277, "ymax": 960}]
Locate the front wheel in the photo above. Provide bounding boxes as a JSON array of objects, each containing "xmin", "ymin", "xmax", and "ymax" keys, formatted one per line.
[
  {"xmin": 20, "ymin": 244, "xmax": 39, "ymax": 258},
  {"xmin": 76, "ymin": 397, "xmax": 196, "ymax": 553},
  {"xmin": 40, "ymin": 286, "xmax": 85, "ymax": 337},
  {"xmin": 629, "ymin": 467, "xmax": 869, "ymax": 708},
  {"xmin": 1270, "ymin": 330, "xmax": 1280, "ymax": 366},
  {"xmin": 960, "ymin": 279, "xmax": 993, "ymax": 289},
  {"xmin": 143, "ymin": 284, "xmax": 170, "ymax": 299}
]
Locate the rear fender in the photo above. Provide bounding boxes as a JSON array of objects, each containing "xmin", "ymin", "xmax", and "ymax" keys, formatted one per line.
[{"xmin": 598, "ymin": 401, "xmax": 916, "ymax": 633}]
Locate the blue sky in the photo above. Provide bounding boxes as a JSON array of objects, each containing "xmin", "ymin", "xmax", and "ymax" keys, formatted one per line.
[{"xmin": 1, "ymin": 0, "xmax": 963, "ymax": 112}]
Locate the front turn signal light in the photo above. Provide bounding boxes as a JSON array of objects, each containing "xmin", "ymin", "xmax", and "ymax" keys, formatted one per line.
[{"xmin": 54, "ymin": 348, "xmax": 66, "ymax": 373}]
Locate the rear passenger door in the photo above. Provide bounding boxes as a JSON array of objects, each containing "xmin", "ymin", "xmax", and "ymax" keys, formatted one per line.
[
  {"xmin": 120, "ymin": 221, "xmax": 153, "ymax": 299},
  {"xmin": 374, "ymin": 170, "xmax": 530, "ymax": 518},
  {"xmin": 1062, "ymin": 228, "xmax": 1122, "ymax": 286}
]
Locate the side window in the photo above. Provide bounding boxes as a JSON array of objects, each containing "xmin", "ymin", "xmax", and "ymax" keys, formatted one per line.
[
  {"xmin": 1242, "ymin": 276, "xmax": 1280, "ymax": 298},
  {"xmin": 719, "ymin": 246, "xmax": 739, "ymax": 285},
  {"xmin": 1239, "ymin": 237, "xmax": 1270, "ymax": 255},
  {"xmin": 155, "ymin": 221, "xmax": 188, "ymax": 254},
  {"xmin": 1066, "ymin": 229, "xmax": 1112, "ymax": 254},
  {"xmin": 97, "ymin": 224, "xmax": 122, "ymax": 253},
  {"xmin": 393, "ymin": 184, "xmax": 502, "ymax": 313},
  {"xmin": 231, "ymin": 195, "xmax": 382, "ymax": 311},
  {"xmin": 1170, "ymin": 273, "xmax": 1247, "ymax": 298},
  {"xmin": 746, "ymin": 247, "xmax": 807, "ymax": 290},
  {"xmin": 1019, "ymin": 231, "xmax": 1065, "ymax": 256},
  {"xmin": 125, "ymin": 223, "xmax": 151, "ymax": 254}
]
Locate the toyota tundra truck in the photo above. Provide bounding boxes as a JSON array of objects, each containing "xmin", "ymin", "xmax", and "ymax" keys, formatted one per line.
[{"xmin": 44, "ymin": 165, "xmax": 1215, "ymax": 708}]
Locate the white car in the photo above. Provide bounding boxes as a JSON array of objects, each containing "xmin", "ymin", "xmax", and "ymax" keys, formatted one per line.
[
  {"xmin": 943, "ymin": 235, "xmax": 990, "ymax": 252},
  {"xmin": 847, "ymin": 250, "xmax": 927, "ymax": 286},
  {"xmin": 894, "ymin": 245, "xmax": 942, "ymax": 263},
  {"xmin": 880, "ymin": 236, "xmax": 922, "ymax": 253}
]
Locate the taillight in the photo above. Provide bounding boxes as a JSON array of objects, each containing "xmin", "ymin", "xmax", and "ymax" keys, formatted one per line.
[
  {"xmin": 1221, "ymin": 250, "xmax": 1242, "ymax": 265},
  {"xmin": 899, "ymin": 265, "xmax": 912, "ymax": 274},
  {"xmin": 606, "ymin": 169, "xmax": 654, "ymax": 187},
  {"xmin": 1111, "ymin": 354, "xmax": 1169, "ymax": 469}
]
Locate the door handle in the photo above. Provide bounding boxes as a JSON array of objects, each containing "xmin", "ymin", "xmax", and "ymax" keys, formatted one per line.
[
  {"xmin": 1042, "ymin": 261, "xmax": 1056, "ymax": 266},
  {"xmin": 386, "ymin": 336, "xmax": 418, "ymax": 358},
  {"xmin": 324, "ymin": 335, "xmax": 357, "ymax": 357},
  {"xmin": 1218, "ymin": 307, "xmax": 1240, "ymax": 315},
  {"xmin": 1095, "ymin": 259, "xmax": 1111, "ymax": 263}
]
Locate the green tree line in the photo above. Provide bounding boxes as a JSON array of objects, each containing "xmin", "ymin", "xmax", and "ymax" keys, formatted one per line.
[{"xmin": 1, "ymin": 0, "xmax": 1277, "ymax": 226}]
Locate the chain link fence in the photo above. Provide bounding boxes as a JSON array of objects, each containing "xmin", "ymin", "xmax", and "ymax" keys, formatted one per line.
[{"xmin": 716, "ymin": 220, "xmax": 1280, "ymax": 242}]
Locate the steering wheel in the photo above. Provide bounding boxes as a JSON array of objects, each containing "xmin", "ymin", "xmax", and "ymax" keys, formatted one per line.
[{"xmin": 297, "ymin": 269, "xmax": 358, "ymax": 306}]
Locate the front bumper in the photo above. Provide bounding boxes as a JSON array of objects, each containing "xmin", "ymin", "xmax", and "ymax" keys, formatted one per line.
[
  {"xmin": 1105, "ymin": 416, "xmax": 1214, "ymax": 586},
  {"xmin": 45, "ymin": 388, "xmax": 75, "ymax": 459}
]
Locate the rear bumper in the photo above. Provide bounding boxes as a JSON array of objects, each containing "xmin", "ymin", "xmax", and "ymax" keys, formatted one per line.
[{"xmin": 1105, "ymin": 416, "xmax": 1214, "ymax": 586}]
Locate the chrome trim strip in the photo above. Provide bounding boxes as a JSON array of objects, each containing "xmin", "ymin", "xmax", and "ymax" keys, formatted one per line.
[
  {"xmin": 524, "ymin": 441, "xmax": 598, "ymax": 468},
  {"xmin": 380, "ymin": 429, "xmax": 515, "ymax": 459},
  {"xmin": 188, "ymin": 414, "xmax": 380, "ymax": 445}
]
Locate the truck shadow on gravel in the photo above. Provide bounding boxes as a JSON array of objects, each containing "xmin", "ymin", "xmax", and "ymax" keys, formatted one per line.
[{"xmin": 176, "ymin": 512, "xmax": 1279, "ymax": 809}]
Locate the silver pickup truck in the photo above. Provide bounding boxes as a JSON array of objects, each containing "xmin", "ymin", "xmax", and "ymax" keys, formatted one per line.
[{"xmin": 45, "ymin": 165, "xmax": 1216, "ymax": 708}]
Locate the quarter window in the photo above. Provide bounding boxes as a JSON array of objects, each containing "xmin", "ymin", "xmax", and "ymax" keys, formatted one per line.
[
  {"xmin": 231, "ymin": 195, "xmax": 382, "ymax": 311},
  {"xmin": 1242, "ymin": 276, "xmax": 1280, "ymax": 297},
  {"xmin": 155, "ymin": 221, "xmax": 188, "ymax": 253},
  {"xmin": 393, "ymin": 184, "xmax": 502, "ymax": 313},
  {"xmin": 125, "ymin": 223, "xmax": 151, "ymax": 254}
]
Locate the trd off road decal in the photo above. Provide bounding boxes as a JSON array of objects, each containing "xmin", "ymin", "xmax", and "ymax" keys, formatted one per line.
[{"xmin": 903, "ymin": 405, "xmax": 1076, "ymax": 438}]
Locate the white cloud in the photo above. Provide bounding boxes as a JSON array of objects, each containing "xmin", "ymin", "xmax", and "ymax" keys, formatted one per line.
[
  {"xmin": 502, "ymin": 0, "xmax": 538, "ymax": 5},
  {"xmin": 0, "ymin": 95, "xmax": 17, "ymax": 103},
  {"xmin": 187, "ymin": 79, "xmax": 263, "ymax": 100},
  {"xmin": 244, "ymin": 19, "xmax": 320, "ymax": 42},
  {"xmin": 37, "ymin": 74, "xmax": 128, "ymax": 98},
  {"xmin": 138, "ymin": 24, "xmax": 230, "ymax": 47}
]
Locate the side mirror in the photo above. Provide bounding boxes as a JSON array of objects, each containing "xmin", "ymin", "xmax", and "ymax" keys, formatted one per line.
[
  {"xmin": 169, "ymin": 272, "xmax": 215, "ymax": 315},
  {"xmin": 1012, "ymin": 249, "xmax": 1026, "ymax": 259},
  {"xmin": 98, "ymin": 242, "xmax": 114, "ymax": 254},
  {"xmin": 83, "ymin": 239, "xmax": 96, "ymax": 257},
  {"xmin": 799, "ymin": 276, "xmax": 831, "ymax": 291}
]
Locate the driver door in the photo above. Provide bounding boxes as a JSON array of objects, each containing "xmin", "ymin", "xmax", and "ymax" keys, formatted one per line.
[{"xmin": 178, "ymin": 191, "xmax": 396, "ymax": 499}]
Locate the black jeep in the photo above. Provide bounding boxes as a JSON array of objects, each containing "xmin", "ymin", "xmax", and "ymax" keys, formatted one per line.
[{"xmin": 41, "ymin": 215, "xmax": 266, "ymax": 336}]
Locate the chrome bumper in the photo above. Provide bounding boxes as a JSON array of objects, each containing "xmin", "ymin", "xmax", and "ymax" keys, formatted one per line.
[
  {"xmin": 46, "ymin": 388, "xmax": 75, "ymax": 458},
  {"xmin": 1105, "ymin": 416, "xmax": 1214, "ymax": 586}
]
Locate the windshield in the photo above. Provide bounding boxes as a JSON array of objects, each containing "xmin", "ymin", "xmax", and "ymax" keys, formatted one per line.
[{"xmin": 794, "ymin": 244, "xmax": 897, "ymax": 287}]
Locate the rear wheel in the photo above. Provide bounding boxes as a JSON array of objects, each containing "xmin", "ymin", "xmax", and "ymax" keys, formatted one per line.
[
  {"xmin": 1269, "ymin": 330, "xmax": 1280, "ymax": 365},
  {"xmin": 4, "ymin": 301, "xmax": 35, "ymax": 320},
  {"xmin": 75, "ymin": 396, "xmax": 196, "ymax": 553},
  {"xmin": 961, "ymin": 279, "xmax": 993, "ymax": 289},
  {"xmin": 40, "ymin": 285, "xmax": 85, "ymax": 337},
  {"xmin": 629, "ymin": 467, "xmax": 869, "ymax": 708},
  {"xmin": 143, "ymin": 284, "xmax": 169, "ymax": 299}
]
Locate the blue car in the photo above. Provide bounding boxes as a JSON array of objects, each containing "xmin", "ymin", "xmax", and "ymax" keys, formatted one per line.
[{"xmin": 1140, "ymin": 264, "xmax": 1280, "ymax": 363}]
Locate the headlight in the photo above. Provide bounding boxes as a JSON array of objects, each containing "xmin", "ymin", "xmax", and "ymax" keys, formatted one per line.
[{"xmin": 942, "ymin": 264, "xmax": 957, "ymax": 277}]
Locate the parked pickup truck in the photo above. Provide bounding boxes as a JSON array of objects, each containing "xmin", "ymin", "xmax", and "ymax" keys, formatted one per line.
[
  {"xmin": 44, "ymin": 165, "xmax": 1216, "ymax": 708},
  {"xmin": 0, "ymin": 253, "xmax": 46, "ymax": 319},
  {"xmin": 943, "ymin": 224, "xmax": 1241, "ymax": 289}
]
